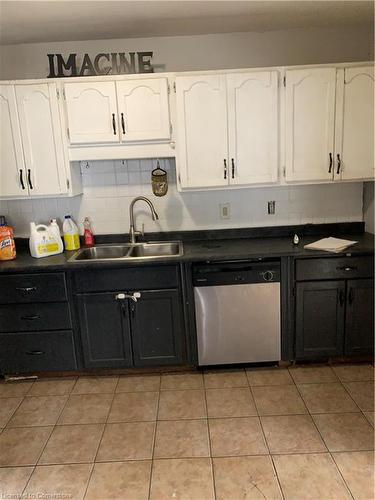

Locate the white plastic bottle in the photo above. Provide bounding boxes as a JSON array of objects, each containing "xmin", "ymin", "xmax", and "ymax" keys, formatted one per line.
[
  {"xmin": 29, "ymin": 222, "xmax": 64, "ymax": 258},
  {"xmin": 62, "ymin": 215, "xmax": 80, "ymax": 251},
  {"xmin": 50, "ymin": 219, "xmax": 64, "ymax": 254}
]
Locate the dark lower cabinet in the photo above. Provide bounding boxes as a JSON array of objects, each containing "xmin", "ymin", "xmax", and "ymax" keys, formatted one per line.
[
  {"xmin": 0, "ymin": 330, "xmax": 77, "ymax": 373},
  {"xmin": 345, "ymin": 279, "xmax": 374, "ymax": 356},
  {"xmin": 77, "ymin": 288, "xmax": 184, "ymax": 369},
  {"xmin": 77, "ymin": 292, "xmax": 133, "ymax": 368},
  {"xmin": 131, "ymin": 289, "xmax": 184, "ymax": 366},
  {"xmin": 296, "ymin": 281, "xmax": 345, "ymax": 359}
]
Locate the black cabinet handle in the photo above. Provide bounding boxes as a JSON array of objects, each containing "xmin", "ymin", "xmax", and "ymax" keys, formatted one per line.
[
  {"xmin": 336, "ymin": 266, "xmax": 357, "ymax": 272},
  {"xmin": 26, "ymin": 350, "xmax": 45, "ymax": 356},
  {"xmin": 112, "ymin": 113, "xmax": 117, "ymax": 135},
  {"xmin": 15, "ymin": 287, "xmax": 37, "ymax": 293},
  {"xmin": 19, "ymin": 170, "xmax": 25, "ymax": 190},
  {"xmin": 339, "ymin": 290, "xmax": 345, "ymax": 306},
  {"xmin": 348, "ymin": 288, "xmax": 354, "ymax": 304},
  {"xmin": 336, "ymin": 154, "xmax": 341, "ymax": 175},
  {"xmin": 130, "ymin": 303, "xmax": 136, "ymax": 318},
  {"xmin": 20, "ymin": 315, "xmax": 40, "ymax": 321},
  {"xmin": 27, "ymin": 169, "xmax": 33, "ymax": 189},
  {"xmin": 328, "ymin": 153, "xmax": 333, "ymax": 173},
  {"xmin": 231, "ymin": 158, "xmax": 235, "ymax": 179},
  {"xmin": 121, "ymin": 113, "xmax": 126, "ymax": 134},
  {"xmin": 224, "ymin": 159, "xmax": 227, "ymax": 179}
]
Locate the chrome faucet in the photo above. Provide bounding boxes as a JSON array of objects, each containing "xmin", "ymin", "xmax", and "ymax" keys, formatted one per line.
[{"xmin": 129, "ymin": 196, "xmax": 159, "ymax": 244}]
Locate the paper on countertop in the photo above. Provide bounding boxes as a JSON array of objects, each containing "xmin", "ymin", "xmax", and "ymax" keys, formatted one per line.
[{"xmin": 304, "ymin": 237, "xmax": 358, "ymax": 253}]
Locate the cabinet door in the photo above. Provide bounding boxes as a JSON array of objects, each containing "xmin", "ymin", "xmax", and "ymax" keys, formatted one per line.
[
  {"xmin": 130, "ymin": 289, "xmax": 184, "ymax": 366},
  {"xmin": 116, "ymin": 78, "xmax": 170, "ymax": 142},
  {"xmin": 295, "ymin": 281, "xmax": 345, "ymax": 359},
  {"xmin": 77, "ymin": 292, "xmax": 133, "ymax": 368},
  {"xmin": 285, "ymin": 68, "xmax": 336, "ymax": 182},
  {"xmin": 15, "ymin": 83, "xmax": 67, "ymax": 196},
  {"xmin": 176, "ymin": 74, "xmax": 228, "ymax": 188},
  {"xmin": 64, "ymin": 81, "xmax": 119, "ymax": 144},
  {"xmin": 335, "ymin": 66, "xmax": 375, "ymax": 181},
  {"xmin": 345, "ymin": 279, "xmax": 374, "ymax": 356},
  {"xmin": 227, "ymin": 71, "xmax": 279, "ymax": 185},
  {"xmin": 0, "ymin": 85, "xmax": 27, "ymax": 197}
]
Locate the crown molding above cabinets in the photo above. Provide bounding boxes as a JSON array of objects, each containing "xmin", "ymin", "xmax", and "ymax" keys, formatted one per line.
[{"xmin": 0, "ymin": 61, "xmax": 373, "ymax": 199}]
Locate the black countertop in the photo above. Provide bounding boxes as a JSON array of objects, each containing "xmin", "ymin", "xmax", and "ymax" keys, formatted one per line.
[{"xmin": 0, "ymin": 228, "xmax": 373, "ymax": 274}]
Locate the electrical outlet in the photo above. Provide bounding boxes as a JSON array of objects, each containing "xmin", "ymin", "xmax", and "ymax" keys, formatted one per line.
[
  {"xmin": 267, "ymin": 201, "xmax": 276, "ymax": 215},
  {"xmin": 220, "ymin": 203, "xmax": 231, "ymax": 219}
]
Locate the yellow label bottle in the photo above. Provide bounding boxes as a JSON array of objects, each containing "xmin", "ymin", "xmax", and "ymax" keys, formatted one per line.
[{"xmin": 62, "ymin": 215, "xmax": 80, "ymax": 251}]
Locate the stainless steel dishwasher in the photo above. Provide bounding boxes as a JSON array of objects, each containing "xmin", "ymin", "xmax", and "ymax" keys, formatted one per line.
[{"xmin": 193, "ymin": 260, "xmax": 281, "ymax": 366}]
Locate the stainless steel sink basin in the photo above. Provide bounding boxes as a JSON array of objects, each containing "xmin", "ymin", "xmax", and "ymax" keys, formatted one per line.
[
  {"xmin": 128, "ymin": 242, "xmax": 182, "ymax": 258},
  {"xmin": 68, "ymin": 241, "xmax": 183, "ymax": 262}
]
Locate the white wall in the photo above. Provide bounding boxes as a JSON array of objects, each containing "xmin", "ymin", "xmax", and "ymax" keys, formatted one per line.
[
  {"xmin": 0, "ymin": 25, "xmax": 373, "ymax": 80},
  {"xmin": 363, "ymin": 182, "xmax": 375, "ymax": 234},
  {"xmin": 0, "ymin": 159, "xmax": 364, "ymax": 237}
]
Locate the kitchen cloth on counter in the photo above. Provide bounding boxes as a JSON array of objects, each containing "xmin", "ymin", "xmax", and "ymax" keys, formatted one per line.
[{"xmin": 304, "ymin": 237, "xmax": 358, "ymax": 253}]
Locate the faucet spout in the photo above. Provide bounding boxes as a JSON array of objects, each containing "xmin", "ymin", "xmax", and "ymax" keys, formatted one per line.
[{"xmin": 129, "ymin": 196, "xmax": 159, "ymax": 244}]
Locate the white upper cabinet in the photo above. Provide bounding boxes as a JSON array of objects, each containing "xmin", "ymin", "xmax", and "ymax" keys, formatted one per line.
[
  {"xmin": 15, "ymin": 83, "xmax": 67, "ymax": 196},
  {"xmin": 64, "ymin": 81, "xmax": 119, "ymax": 144},
  {"xmin": 227, "ymin": 71, "xmax": 279, "ymax": 185},
  {"xmin": 64, "ymin": 78, "xmax": 171, "ymax": 145},
  {"xmin": 116, "ymin": 78, "xmax": 170, "ymax": 142},
  {"xmin": 176, "ymin": 74, "xmax": 228, "ymax": 188},
  {"xmin": 0, "ymin": 85, "xmax": 26, "ymax": 197},
  {"xmin": 285, "ymin": 67, "xmax": 336, "ymax": 182},
  {"xmin": 335, "ymin": 66, "xmax": 374, "ymax": 181}
]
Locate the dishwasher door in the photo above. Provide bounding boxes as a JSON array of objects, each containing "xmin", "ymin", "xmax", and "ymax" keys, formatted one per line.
[{"xmin": 194, "ymin": 282, "xmax": 281, "ymax": 366}]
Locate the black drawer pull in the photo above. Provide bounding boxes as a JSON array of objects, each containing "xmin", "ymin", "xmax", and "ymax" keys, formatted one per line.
[
  {"xmin": 348, "ymin": 287, "xmax": 355, "ymax": 304},
  {"xmin": 25, "ymin": 350, "xmax": 45, "ymax": 356},
  {"xmin": 20, "ymin": 315, "xmax": 40, "ymax": 321},
  {"xmin": 15, "ymin": 287, "xmax": 37, "ymax": 292},
  {"xmin": 336, "ymin": 266, "xmax": 358, "ymax": 272}
]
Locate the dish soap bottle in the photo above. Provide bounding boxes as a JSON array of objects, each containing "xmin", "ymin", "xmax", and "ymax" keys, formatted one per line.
[
  {"xmin": 0, "ymin": 215, "xmax": 16, "ymax": 261},
  {"xmin": 63, "ymin": 215, "xmax": 80, "ymax": 251},
  {"xmin": 83, "ymin": 217, "xmax": 95, "ymax": 247}
]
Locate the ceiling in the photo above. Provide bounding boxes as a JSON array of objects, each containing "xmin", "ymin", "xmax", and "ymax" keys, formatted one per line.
[{"xmin": 0, "ymin": 0, "xmax": 373, "ymax": 46}]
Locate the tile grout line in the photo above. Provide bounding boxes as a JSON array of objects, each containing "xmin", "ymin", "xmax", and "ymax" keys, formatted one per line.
[
  {"xmin": 33, "ymin": 391, "xmax": 73, "ymax": 465},
  {"xmin": 18, "ymin": 381, "xmax": 77, "ymax": 498},
  {"xmin": 147, "ymin": 383, "xmax": 161, "ymax": 500},
  {"xmin": 294, "ymin": 381, "xmax": 363, "ymax": 499},
  {"xmin": 203, "ymin": 373, "xmax": 218, "ymax": 500},
  {"xmin": 329, "ymin": 452, "xmax": 356, "ymax": 500},
  {"xmin": 81, "ymin": 380, "xmax": 118, "ymax": 500},
  {"xmin": 247, "ymin": 376, "xmax": 286, "ymax": 500}
]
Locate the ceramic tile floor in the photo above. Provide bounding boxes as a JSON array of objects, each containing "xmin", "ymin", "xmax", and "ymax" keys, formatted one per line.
[{"xmin": 0, "ymin": 364, "xmax": 373, "ymax": 500}]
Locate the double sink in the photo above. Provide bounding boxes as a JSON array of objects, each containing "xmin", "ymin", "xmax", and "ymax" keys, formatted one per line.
[{"xmin": 68, "ymin": 241, "xmax": 183, "ymax": 262}]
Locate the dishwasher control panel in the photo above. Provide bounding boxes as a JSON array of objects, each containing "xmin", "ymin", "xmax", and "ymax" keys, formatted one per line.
[{"xmin": 193, "ymin": 260, "xmax": 280, "ymax": 286}]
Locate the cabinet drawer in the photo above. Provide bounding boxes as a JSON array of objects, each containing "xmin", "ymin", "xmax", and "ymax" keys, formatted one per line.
[
  {"xmin": 0, "ymin": 303, "xmax": 71, "ymax": 333},
  {"xmin": 0, "ymin": 273, "xmax": 68, "ymax": 303},
  {"xmin": 0, "ymin": 330, "xmax": 77, "ymax": 373},
  {"xmin": 74, "ymin": 265, "xmax": 179, "ymax": 293},
  {"xmin": 296, "ymin": 256, "xmax": 374, "ymax": 281}
]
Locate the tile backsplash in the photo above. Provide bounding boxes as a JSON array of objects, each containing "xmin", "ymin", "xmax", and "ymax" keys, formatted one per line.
[{"xmin": 1, "ymin": 159, "xmax": 364, "ymax": 237}]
